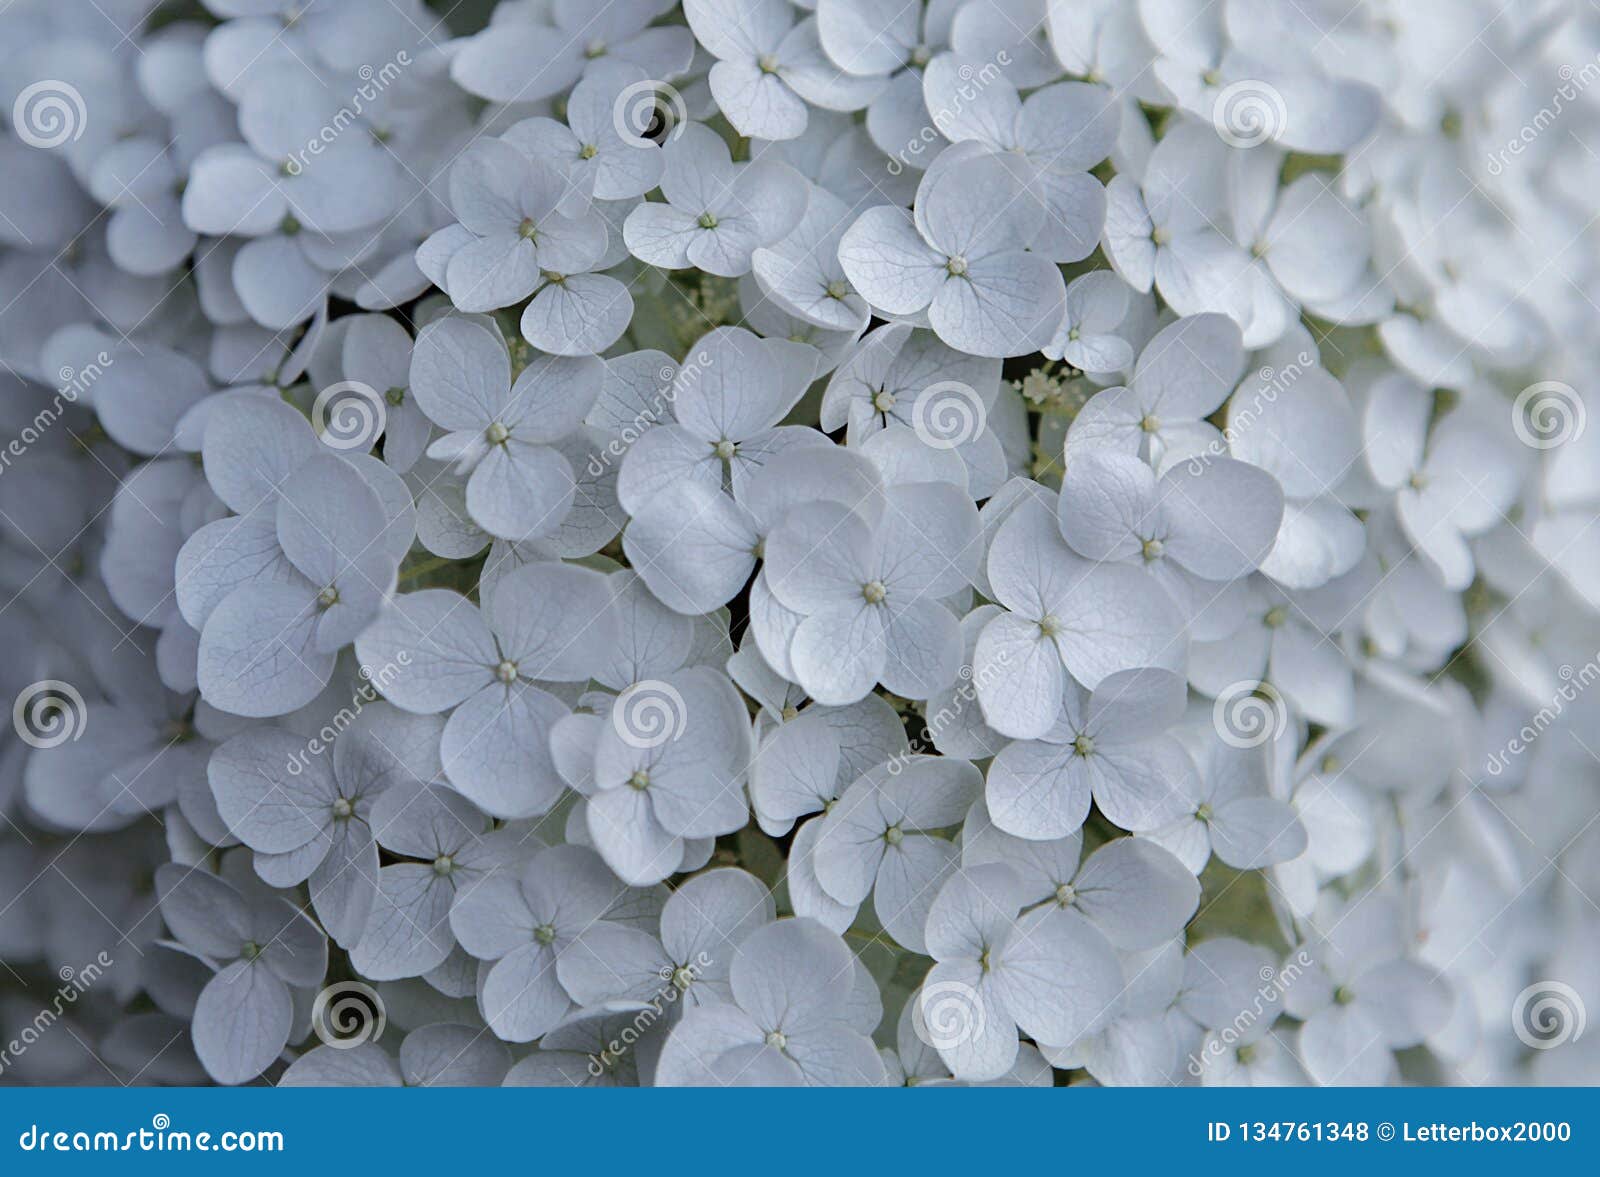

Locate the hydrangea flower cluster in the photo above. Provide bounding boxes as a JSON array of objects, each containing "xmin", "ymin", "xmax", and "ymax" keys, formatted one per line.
[{"xmin": 1, "ymin": 0, "xmax": 1597, "ymax": 1089}]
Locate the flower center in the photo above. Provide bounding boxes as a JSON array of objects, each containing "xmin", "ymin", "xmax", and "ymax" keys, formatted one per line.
[
  {"xmin": 331, "ymin": 797, "xmax": 354, "ymax": 820},
  {"xmin": 671, "ymin": 965, "xmax": 696, "ymax": 991},
  {"xmin": 1236, "ymin": 1042, "xmax": 1258, "ymax": 1064},
  {"xmin": 579, "ymin": 143, "xmax": 598, "ymax": 159},
  {"xmin": 517, "ymin": 217, "xmax": 539, "ymax": 240},
  {"xmin": 712, "ymin": 437, "xmax": 737, "ymax": 460},
  {"xmin": 1333, "ymin": 984, "xmax": 1355, "ymax": 1005},
  {"xmin": 1072, "ymin": 734, "xmax": 1095, "ymax": 757},
  {"xmin": 241, "ymin": 940, "xmax": 262, "ymax": 961},
  {"xmin": 1194, "ymin": 803, "xmax": 1213, "ymax": 824},
  {"xmin": 1038, "ymin": 614, "xmax": 1062, "ymax": 638},
  {"xmin": 1141, "ymin": 537, "xmax": 1165, "ymax": 561},
  {"xmin": 628, "ymin": 769, "xmax": 650, "ymax": 791},
  {"xmin": 1150, "ymin": 225, "xmax": 1170, "ymax": 246},
  {"xmin": 386, "ymin": 386, "xmax": 406, "ymax": 406},
  {"xmin": 432, "ymin": 854, "xmax": 455, "ymax": 876},
  {"xmin": 764, "ymin": 1029, "xmax": 787, "ymax": 1049},
  {"xmin": 1201, "ymin": 67, "xmax": 1221, "ymax": 87},
  {"xmin": 883, "ymin": 824, "xmax": 904, "ymax": 846},
  {"xmin": 317, "ymin": 584, "xmax": 340, "ymax": 608},
  {"xmin": 861, "ymin": 579, "xmax": 887, "ymax": 605},
  {"xmin": 280, "ymin": 213, "xmax": 302, "ymax": 236},
  {"xmin": 1139, "ymin": 413, "xmax": 1160, "ymax": 433},
  {"xmin": 909, "ymin": 43, "xmax": 931, "ymax": 67},
  {"xmin": 534, "ymin": 923, "xmax": 557, "ymax": 945},
  {"xmin": 1408, "ymin": 471, "xmax": 1428, "ymax": 491},
  {"xmin": 697, "ymin": 211, "xmax": 719, "ymax": 230},
  {"xmin": 486, "ymin": 421, "xmax": 510, "ymax": 445},
  {"xmin": 494, "ymin": 658, "xmax": 518, "ymax": 684},
  {"xmin": 757, "ymin": 55, "xmax": 780, "ymax": 74},
  {"xmin": 1055, "ymin": 882, "xmax": 1076, "ymax": 906},
  {"xmin": 1263, "ymin": 606, "xmax": 1287, "ymax": 629},
  {"xmin": 584, "ymin": 38, "xmax": 607, "ymax": 58},
  {"xmin": 945, "ymin": 255, "xmax": 968, "ymax": 277},
  {"xmin": 825, "ymin": 279, "xmax": 849, "ymax": 300}
]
